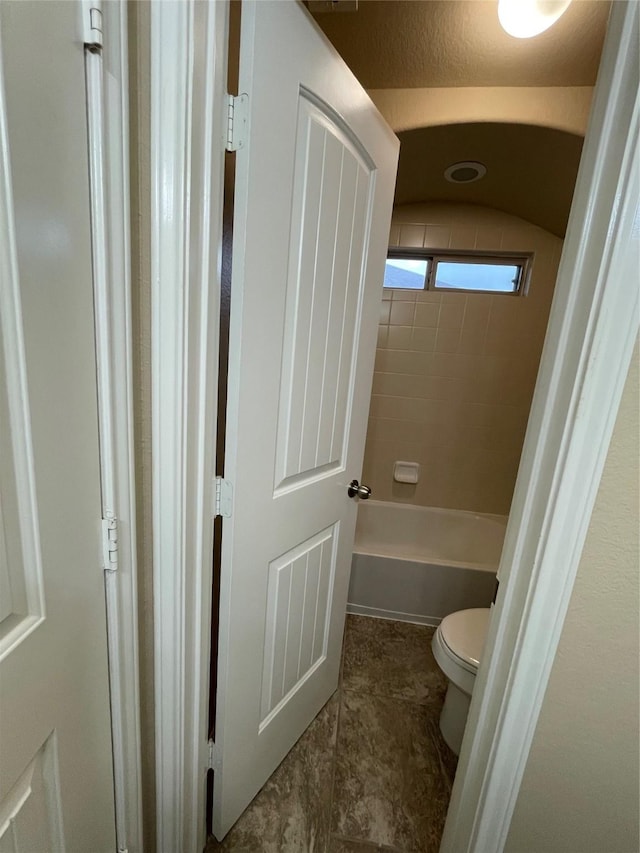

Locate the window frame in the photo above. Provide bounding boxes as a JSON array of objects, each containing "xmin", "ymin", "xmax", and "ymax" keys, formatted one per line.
[{"xmin": 385, "ymin": 248, "xmax": 533, "ymax": 296}]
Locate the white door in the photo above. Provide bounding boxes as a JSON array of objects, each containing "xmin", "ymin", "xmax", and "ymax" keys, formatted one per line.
[
  {"xmin": 214, "ymin": 0, "xmax": 398, "ymax": 837},
  {"xmin": 0, "ymin": 3, "xmax": 116, "ymax": 851}
]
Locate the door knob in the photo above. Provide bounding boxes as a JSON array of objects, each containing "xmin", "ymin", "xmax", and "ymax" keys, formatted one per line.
[{"xmin": 348, "ymin": 479, "xmax": 372, "ymax": 500}]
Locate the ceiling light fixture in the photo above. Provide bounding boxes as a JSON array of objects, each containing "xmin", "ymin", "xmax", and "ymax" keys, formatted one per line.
[
  {"xmin": 498, "ymin": 0, "xmax": 572, "ymax": 38},
  {"xmin": 444, "ymin": 161, "xmax": 487, "ymax": 184}
]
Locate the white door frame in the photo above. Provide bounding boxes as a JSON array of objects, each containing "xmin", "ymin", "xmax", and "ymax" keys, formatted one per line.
[
  {"xmin": 83, "ymin": 2, "xmax": 144, "ymax": 851},
  {"xmin": 149, "ymin": 1, "xmax": 228, "ymax": 851},
  {"xmin": 149, "ymin": 1, "xmax": 638, "ymax": 851}
]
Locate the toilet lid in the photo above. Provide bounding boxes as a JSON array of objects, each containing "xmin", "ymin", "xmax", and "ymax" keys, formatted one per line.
[{"xmin": 440, "ymin": 608, "xmax": 491, "ymax": 669}]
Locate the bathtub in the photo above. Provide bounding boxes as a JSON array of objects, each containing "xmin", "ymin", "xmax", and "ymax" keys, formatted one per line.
[{"xmin": 348, "ymin": 500, "xmax": 507, "ymax": 626}]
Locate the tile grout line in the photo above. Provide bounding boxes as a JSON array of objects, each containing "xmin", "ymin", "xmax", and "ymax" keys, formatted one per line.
[
  {"xmin": 331, "ymin": 831, "xmax": 406, "ymax": 852},
  {"xmin": 325, "ymin": 689, "xmax": 343, "ymax": 853},
  {"xmin": 324, "ymin": 623, "xmax": 348, "ymax": 853},
  {"xmin": 341, "ymin": 684, "xmax": 444, "ymax": 709}
]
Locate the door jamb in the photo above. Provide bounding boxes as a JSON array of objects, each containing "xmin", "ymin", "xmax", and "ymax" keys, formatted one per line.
[
  {"xmin": 149, "ymin": 1, "xmax": 228, "ymax": 850},
  {"xmin": 149, "ymin": 1, "xmax": 638, "ymax": 851},
  {"xmin": 441, "ymin": 3, "xmax": 639, "ymax": 850},
  {"xmin": 84, "ymin": 2, "xmax": 144, "ymax": 851}
]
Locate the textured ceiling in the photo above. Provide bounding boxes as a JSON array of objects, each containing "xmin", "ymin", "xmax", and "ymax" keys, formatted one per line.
[
  {"xmin": 309, "ymin": 0, "xmax": 610, "ymax": 89},
  {"xmin": 307, "ymin": 0, "xmax": 603, "ymax": 233},
  {"xmin": 394, "ymin": 123, "xmax": 583, "ymax": 236}
]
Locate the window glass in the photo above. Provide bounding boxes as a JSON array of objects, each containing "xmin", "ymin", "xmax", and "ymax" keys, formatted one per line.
[
  {"xmin": 434, "ymin": 260, "xmax": 521, "ymax": 293},
  {"xmin": 383, "ymin": 257, "xmax": 428, "ymax": 290}
]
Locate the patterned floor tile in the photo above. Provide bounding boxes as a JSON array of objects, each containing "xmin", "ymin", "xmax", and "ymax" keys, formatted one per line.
[
  {"xmin": 206, "ymin": 692, "xmax": 339, "ymax": 853},
  {"xmin": 331, "ymin": 691, "xmax": 453, "ymax": 853},
  {"xmin": 342, "ymin": 616, "xmax": 447, "ymax": 706},
  {"xmin": 206, "ymin": 617, "xmax": 456, "ymax": 853}
]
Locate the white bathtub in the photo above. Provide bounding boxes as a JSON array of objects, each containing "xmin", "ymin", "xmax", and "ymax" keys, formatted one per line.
[{"xmin": 348, "ymin": 500, "xmax": 507, "ymax": 626}]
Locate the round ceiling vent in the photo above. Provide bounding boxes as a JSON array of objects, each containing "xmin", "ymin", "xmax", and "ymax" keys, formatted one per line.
[{"xmin": 444, "ymin": 161, "xmax": 487, "ymax": 184}]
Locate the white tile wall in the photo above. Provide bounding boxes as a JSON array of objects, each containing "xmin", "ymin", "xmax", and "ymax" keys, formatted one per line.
[{"xmin": 363, "ymin": 202, "xmax": 563, "ymax": 515}]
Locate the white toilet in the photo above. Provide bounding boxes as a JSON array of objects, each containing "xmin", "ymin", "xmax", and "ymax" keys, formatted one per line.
[{"xmin": 432, "ymin": 607, "xmax": 491, "ymax": 755}]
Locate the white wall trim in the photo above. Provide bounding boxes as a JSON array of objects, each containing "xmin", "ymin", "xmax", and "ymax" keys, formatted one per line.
[
  {"xmin": 150, "ymin": 3, "xmax": 192, "ymax": 848},
  {"xmin": 84, "ymin": 2, "xmax": 144, "ymax": 851},
  {"xmin": 346, "ymin": 604, "xmax": 440, "ymax": 627},
  {"xmin": 150, "ymin": 0, "xmax": 227, "ymax": 849},
  {"xmin": 441, "ymin": 3, "xmax": 639, "ymax": 851}
]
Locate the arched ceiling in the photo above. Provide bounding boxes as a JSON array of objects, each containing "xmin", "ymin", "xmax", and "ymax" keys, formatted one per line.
[
  {"xmin": 394, "ymin": 123, "xmax": 583, "ymax": 237},
  {"xmin": 309, "ymin": 0, "xmax": 610, "ymax": 89},
  {"xmin": 308, "ymin": 1, "xmax": 604, "ymax": 236}
]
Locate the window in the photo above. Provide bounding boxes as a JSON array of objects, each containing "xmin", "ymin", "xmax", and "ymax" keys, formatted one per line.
[
  {"xmin": 383, "ymin": 256, "xmax": 430, "ymax": 290},
  {"xmin": 383, "ymin": 249, "xmax": 531, "ymax": 295}
]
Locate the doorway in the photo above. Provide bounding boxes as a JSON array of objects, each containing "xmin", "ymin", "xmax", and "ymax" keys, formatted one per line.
[{"xmin": 146, "ymin": 3, "xmax": 640, "ymax": 849}]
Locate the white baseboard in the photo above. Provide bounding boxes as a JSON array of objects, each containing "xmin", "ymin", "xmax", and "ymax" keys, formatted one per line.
[{"xmin": 346, "ymin": 602, "xmax": 441, "ymax": 627}]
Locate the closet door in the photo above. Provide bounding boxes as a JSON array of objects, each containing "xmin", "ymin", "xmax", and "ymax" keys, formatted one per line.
[
  {"xmin": 0, "ymin": 3, "xmax": 115, "ymax": 850},
  {"xmin": 213, "ymin": 0, "xmax": 398, "ymax": 838}
]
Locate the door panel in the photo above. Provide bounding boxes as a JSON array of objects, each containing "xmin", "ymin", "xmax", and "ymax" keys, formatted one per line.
[
  {"xmin": 213, "ymin": 1, "xmax": 398, "ymax": 837},
  {"xmin": 0, "ymin": 180, "xmax": 43, "ymax": 650},
  {"xmin": 275, "ymin": 91, "xmax": 374, "ymax": 492},
  {"xmin": 260, "ymin": 522, "xmax": 337, "ymax": 725},
  {"xmin": 0, "ymin": 3, "xmax": 115, "ymax": 850},
  {"xmin": 0, "ymin": 734, "xmax": 64, "ymax": 853}
]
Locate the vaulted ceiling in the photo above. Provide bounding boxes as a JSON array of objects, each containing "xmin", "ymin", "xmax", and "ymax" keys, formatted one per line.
[
  {"xmin": 395, "ymin": 122, "xmax": 583, "ymax": 237},
  {"xmin": 308, "ymin": 1, "xmax": 610, "ymax": 236}
]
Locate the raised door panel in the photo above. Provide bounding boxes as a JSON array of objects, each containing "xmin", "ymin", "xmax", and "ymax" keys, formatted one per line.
[
  {"xmin": 260, "ymin": 523, "xmax": 338, "ymax": 726},
  {"xmin": 275, "ymin": 92, "xmax": 374, "ymax": 494},
  {"xmin": 0, "ymin": 191, "xmax": 44, "ymax": 654},
  {"xmin": 0, "ymin": 734, "xmax": 64, "ymax": 853}
]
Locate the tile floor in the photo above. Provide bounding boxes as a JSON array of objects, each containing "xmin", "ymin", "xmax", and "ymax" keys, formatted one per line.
[{"xmin": 207, "ymin": 616, "xmax": 457, "ymax": 853}]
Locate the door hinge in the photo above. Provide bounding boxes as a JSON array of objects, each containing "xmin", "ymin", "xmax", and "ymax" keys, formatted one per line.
[
  {"xmin": 207, "ymin": 739, "xmax": 221, "ymax": 772},
  {"xmin": 81, "ymin": 0, "xmax": 104, "ymax": 50},
  {"xmin": 214, "ymin": 477, "xmax": 233, "ymax": 519},
  {"xmin": 207, "ymin": 738, "xmax": 222, "ymax": 772},
  {"xmin": 225, "ymin": 93, "xmax": 249, "ymax": 152},
  {"xmin": 102, "ymin": 516, "xmax": 119, "ymax": 572}
]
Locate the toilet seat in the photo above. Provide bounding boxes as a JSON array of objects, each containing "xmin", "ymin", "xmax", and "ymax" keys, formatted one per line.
[
  {"xmin": 432, "ymin": 608, "xmax": 492, "ymax": 754},
  {"xmin": 432, "ymin": 608, "xmax": 491, "ymax": 696},
  {"xmin": 440, "ymin": 607, "xmax": 490, "ymax": 670}
]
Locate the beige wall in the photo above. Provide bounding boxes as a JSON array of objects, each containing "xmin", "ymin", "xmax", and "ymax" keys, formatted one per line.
[
  {"xmin": 505, "ymin": 341, "xmax": 640, "ymax": 853},
  {"xmin": 127, "ymin": 3, "xmax": 155, "ymax": 851},
  {"xmin": 368, "ymin": 86, "xmax": 593, "ymax": 137},
  {"xmin": 363, "ymin": 202, "xmax": 562, "ymax": 515}
]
